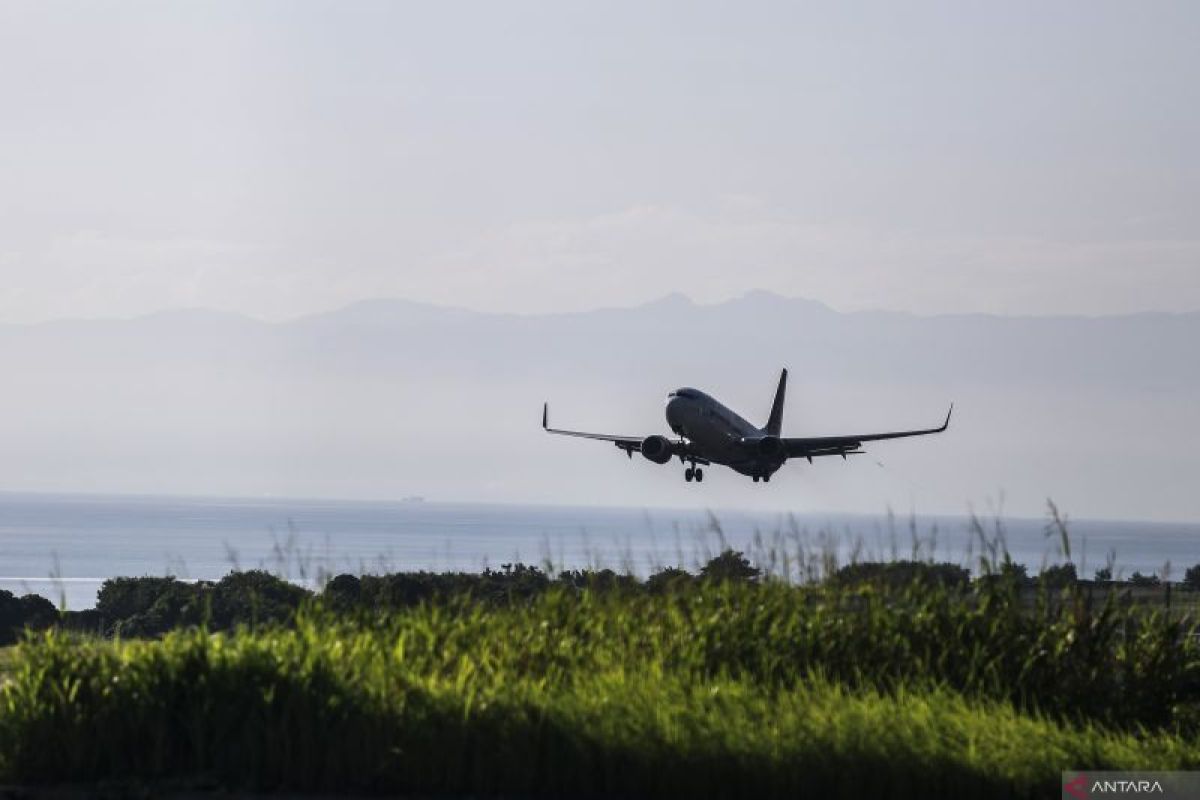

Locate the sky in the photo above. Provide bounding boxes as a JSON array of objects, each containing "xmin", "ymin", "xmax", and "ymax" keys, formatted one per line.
[{"xmin": 1, "ymin": 1, "xmax": 1198, "ymax": 324}]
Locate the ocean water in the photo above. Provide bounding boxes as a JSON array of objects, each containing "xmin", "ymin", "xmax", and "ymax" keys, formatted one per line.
[{"xmin": 0, "ymin": 492, "xmax": 1197, "ymax": 609}]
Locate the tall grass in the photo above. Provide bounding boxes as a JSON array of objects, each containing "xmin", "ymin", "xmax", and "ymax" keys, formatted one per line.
[{"xmin": 2, "ymin": 577, "xmax": 1199, "ymax": 796}]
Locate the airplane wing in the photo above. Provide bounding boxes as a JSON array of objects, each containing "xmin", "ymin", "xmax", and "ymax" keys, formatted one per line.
[
  {"xmin": 782, "ymin": 405, "xmax": 953, "ymax": 460},
  {"xmin": 541, "ymin": 403, "xmax": 709, "ymax": 463},
  {"xmin": 542, "ymin": 402, "xmax": 645, "ymax": 457}
]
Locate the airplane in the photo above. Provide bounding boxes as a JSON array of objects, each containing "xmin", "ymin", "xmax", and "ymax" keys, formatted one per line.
[{"xmin": 542, "ymin": 368, "xmax": 951, "ymax": 483}]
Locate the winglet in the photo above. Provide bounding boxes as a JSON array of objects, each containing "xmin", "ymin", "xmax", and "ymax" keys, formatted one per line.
[
  {"xmin": 941, "ymin": 403, "xmax": 954, "ymax": 431},
  {"xmin": 542, "ymin": 402, "xmax": 548, "ymax": 430}
]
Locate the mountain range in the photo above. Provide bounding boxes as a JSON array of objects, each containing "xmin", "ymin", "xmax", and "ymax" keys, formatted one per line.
[{"xmin": 0, "ymin": 291, "xmax": 1195, "ymax": 521}]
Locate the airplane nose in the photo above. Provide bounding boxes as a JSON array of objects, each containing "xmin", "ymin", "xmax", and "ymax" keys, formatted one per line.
[{"xmin": 665, "ymin": 396, "xmax": 685, "ymax": 428}]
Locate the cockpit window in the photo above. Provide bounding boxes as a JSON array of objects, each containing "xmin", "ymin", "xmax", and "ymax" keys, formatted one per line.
[{"xmin": 673, "ymin": 388, "xmax": 700, "ymax": 400}]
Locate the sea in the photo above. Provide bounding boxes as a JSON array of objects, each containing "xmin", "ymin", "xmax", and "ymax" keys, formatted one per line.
[{"xmin": 0, "ymin": 492, "xmax": 1197, "ymax": 610}]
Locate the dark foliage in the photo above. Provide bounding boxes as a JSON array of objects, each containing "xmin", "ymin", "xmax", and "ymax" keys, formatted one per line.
[
  {"xmin": 557, "ymin": 568, "xmax": 639, "ymax": 593},
  {"xmin": 699, "ymin": 549, "xmax": 760, "ymax": 582},
  {"xmin": 976, "ymin": 560, "xmax": 1032, "ymax": 590},
  {"xmin": 58, "ymin": 608, "xmax": 104, "ymax": 635},
  {"xmin": 209, "ymin": 570, "xmax": 310, "ymax": 629},
  {"xmin": 0, "ymin": 591, "xmax": 58, "ymax": 645},
  {"xmin": 1184, "ymin": 564, "xmax": 1200, "ymax": 592},
  {"xmin": 95, "ymin": 576, "xmax": 181, "ymax": 623},
  {"xmin": 1038, "ymin": 563, "xmax": 1078, "ymax": 588},
  {"xmin": 831, "ymin": 561, "xmax": 970, "ymax": 589},
  {"xmin": 39, "ymin": 558, "xmax": 757, "ymax": 635},
  {"xmin": 1000, "ymin": 560, "xmax": 1031, "ymax": 583},
  {"xmin": 47, "ymin": 565, "xmax": 566, "ymax": 637},
  {"xmin": 320, "ymin": 572, "xmax": 363, "ymax": 613},
  {"xmin": 645, "ymin": 566, "xmax": 692, "ymax": 594},
  {"xmin": 339, "ymin": 563, "xmax": 553, "ymax": 612},
  {"xmin": 1130, "ymin": 571, "xmax": 1162, "ymax": 588},
  {"xmin": 88, "ymin": 571, "xmax": 310, "ymax": 638}
]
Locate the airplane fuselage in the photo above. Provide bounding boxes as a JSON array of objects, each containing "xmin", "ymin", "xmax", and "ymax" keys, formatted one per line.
[{"xmin": 665, "ymin": 387, "xmax": 784, "ymax": 478}]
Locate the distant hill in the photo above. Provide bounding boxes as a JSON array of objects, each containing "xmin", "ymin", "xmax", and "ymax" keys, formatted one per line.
[{"xmin": 0, "ymin": 292, "xmax": 1195, "ymax": 521}]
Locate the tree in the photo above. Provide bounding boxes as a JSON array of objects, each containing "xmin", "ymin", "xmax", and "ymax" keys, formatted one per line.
[
  {"xmin": 96, "ymin": 576, "xmax": 186, "ymax": 622},
  {"xmin": 322, "ymin": 573, "xmax": 363, "ymax": 612},
  {"xmin": 1094, "ymin": 566, "xmax": 1113, "ymax": 582},
  {"xmin": 999, "ymin": 560, "xmax": 1031, "ymax": 584},
  {"xmin": 0, "ymin": 590, "xmax": 60, "ymax": 645},
  {"xmin": 1184, "ymin": 564, "xmax": 1200, "ymax": 592},
  {"xmin": 700, "ymin": 550, "xmax": 760, "ymax": 582},
  {"xmin": 1129, "ymin": 571, "xmax": 1161, "ymax": 588},
  {"xmin": 210, "ymin": 570, "xmax": 311, "ymax": 628},
  {"xmin": 646, "ymin": 567, "xmax": 692, "ymax": 593},
  {"xmin": 1039, "ymin": 563, "xmax": 1077, "ymax": 588}
]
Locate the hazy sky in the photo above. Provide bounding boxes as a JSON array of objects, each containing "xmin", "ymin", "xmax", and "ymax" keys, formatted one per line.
[{"xmin": 1, "ymin": 1, "xmax": 1198, "ymax": 323}]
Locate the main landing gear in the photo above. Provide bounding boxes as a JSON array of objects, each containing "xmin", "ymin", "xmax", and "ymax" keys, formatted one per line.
[
  {"xmin": 752, "ymin": 474, "xmax": 771, "ymax": 483},
  {"xmin": 684, "ymin": 465, "xmax": 704, "ymax": 483}
]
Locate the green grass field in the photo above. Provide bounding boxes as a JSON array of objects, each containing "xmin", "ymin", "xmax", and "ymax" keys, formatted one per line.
[
  {"xmin": 1, "ymin": 579, "xmax": 1198, "ymax": 797},
  {"xmin": 0, "ymin": 646, "xmax": 15, "ymax": 685}
]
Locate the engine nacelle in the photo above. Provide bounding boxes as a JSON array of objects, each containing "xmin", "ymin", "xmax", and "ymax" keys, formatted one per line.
[
  {"xmin": 753, "ymin": 435, "xmax": 783, "ymax": 459},
  {"xmin": 640, "ymin": 435, "xmax": 674, "ymax": 464}
]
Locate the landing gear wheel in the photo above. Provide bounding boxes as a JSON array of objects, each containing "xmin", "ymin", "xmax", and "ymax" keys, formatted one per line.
[
  {"xmin": 694, "ymin": 468, "xmax": 704, "ymax": 482},
  {"xmin": 684, "ymin": 467, "xmax": 695, "ymax": 482},
  {"xmin": 763, "ymin": 474, "xmax": 771, "ymax": 483},
  {"xmin": 752, "ymin": 475, "xmax": 760, "ymax": 483}
]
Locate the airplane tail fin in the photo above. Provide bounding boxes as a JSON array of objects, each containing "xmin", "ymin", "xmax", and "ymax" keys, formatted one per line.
[{"xmin": 765, "ymin": 368, "xmax": 787, "ymax": 436}]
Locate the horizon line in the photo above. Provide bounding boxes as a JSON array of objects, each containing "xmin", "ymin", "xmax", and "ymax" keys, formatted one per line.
[{"xmin": 0, "ymin": 486, "xmax": 1195, "ymax": 528}]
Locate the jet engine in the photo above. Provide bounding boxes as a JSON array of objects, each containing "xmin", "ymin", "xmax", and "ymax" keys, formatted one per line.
[
  {"xmin": 640, "ymin": 435, "xmax": 674, "ymax": 464},
  {"xmin": 753, "ymin": 435, "xmax": 783, "ymax": 459}
]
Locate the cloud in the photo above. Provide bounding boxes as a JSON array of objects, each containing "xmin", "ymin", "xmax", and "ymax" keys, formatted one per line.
[{"xmin": 3, "ymin": 232, "xmax": 302, "ymax": 322}]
